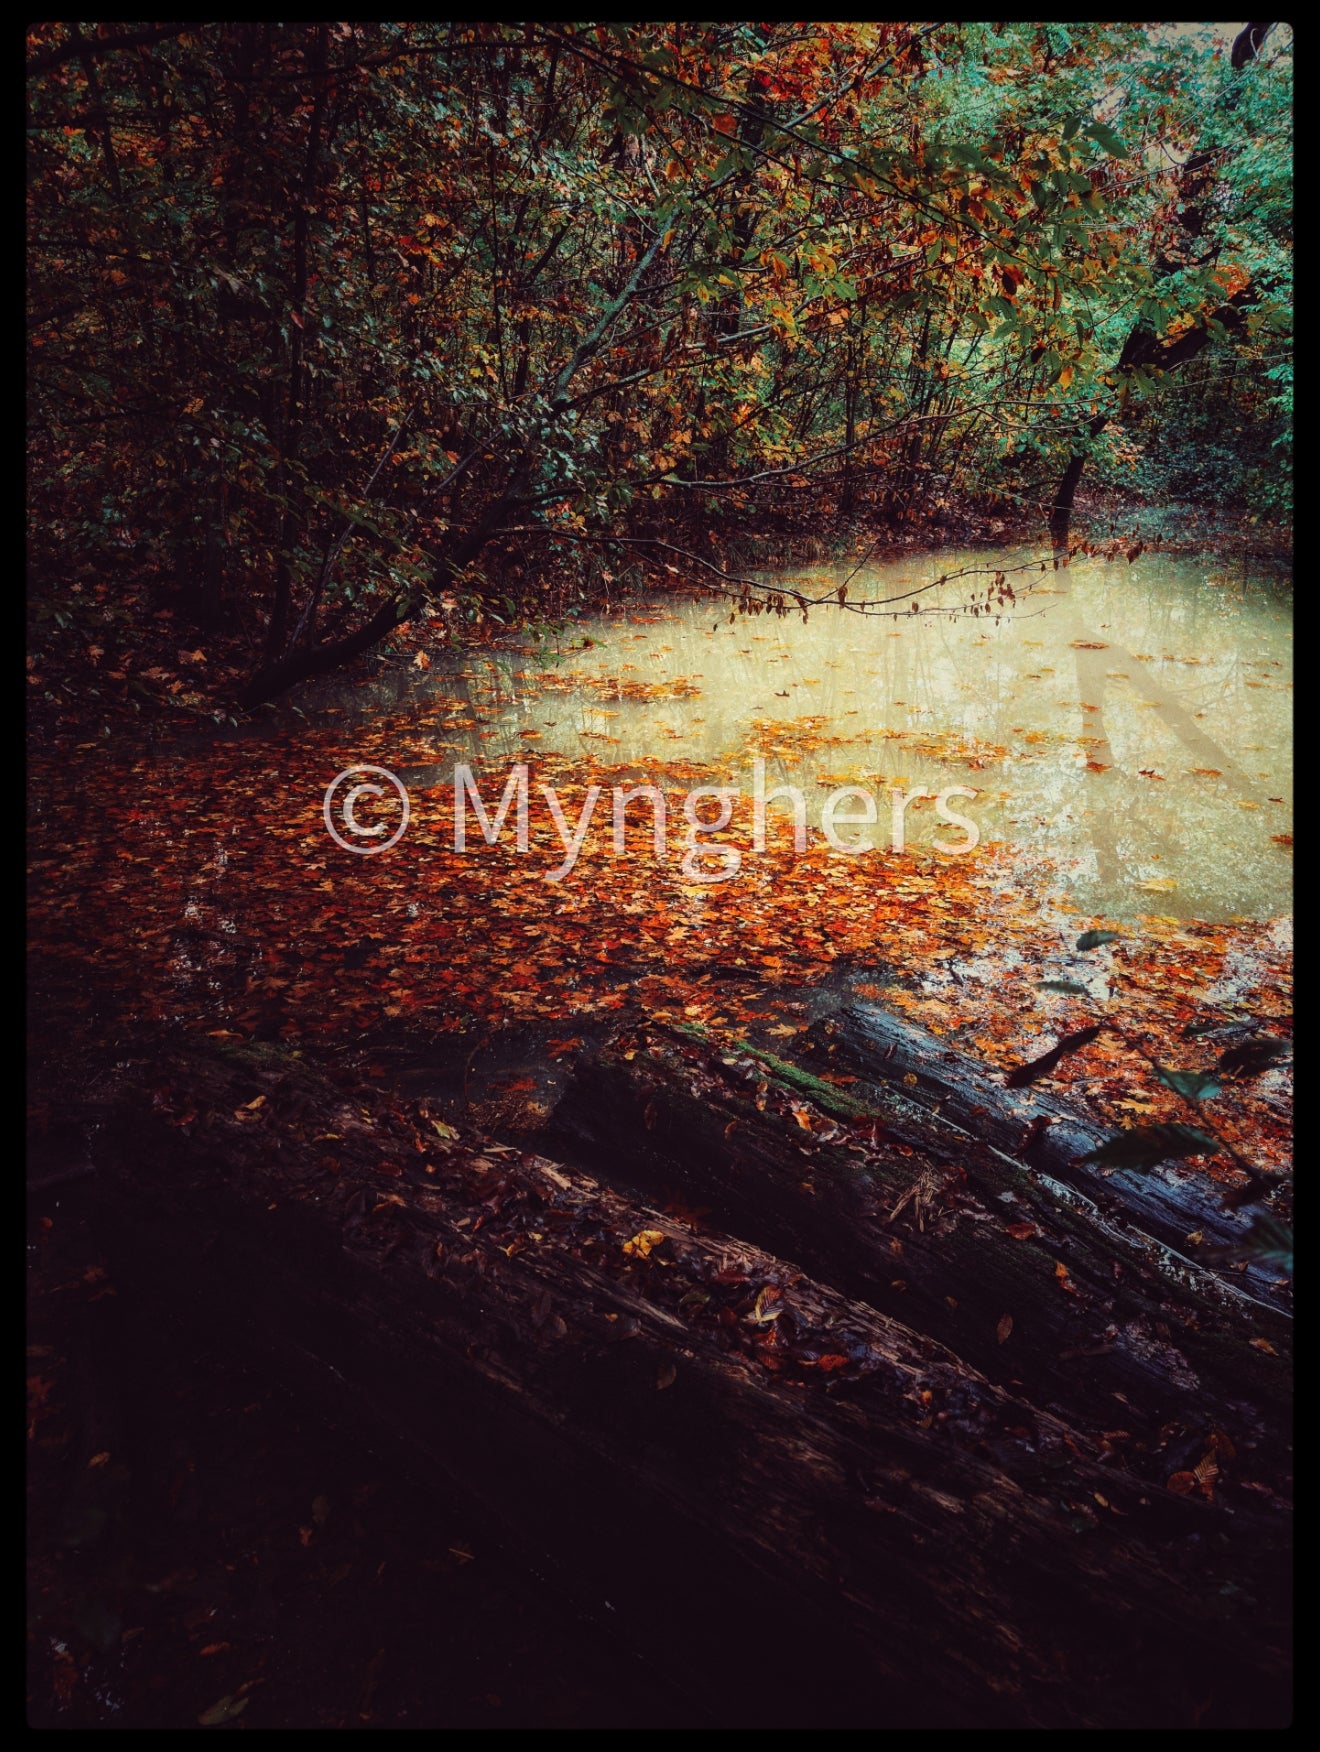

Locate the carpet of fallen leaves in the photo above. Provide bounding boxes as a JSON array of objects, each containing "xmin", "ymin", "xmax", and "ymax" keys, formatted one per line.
[{"xmin": 29, "ymin": 681, "xmax": 1292, "ymax": 1187}]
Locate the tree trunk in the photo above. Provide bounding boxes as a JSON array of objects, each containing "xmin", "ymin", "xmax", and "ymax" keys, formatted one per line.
[
  {"xmin": 57, "ymin": 1029, "xmax": 1291, "ymax": 1728},
  {"xmin": 549, "ymin": 1015, "xmax": 1290, "ymax": 1464},
  {"xmin": 1047, "ymin": 22, "xmax": 1275, "ymax": 543}
]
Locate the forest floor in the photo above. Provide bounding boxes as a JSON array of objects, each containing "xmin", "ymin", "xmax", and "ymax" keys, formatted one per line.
[{"xmin": 28, "ymin": 503, "xmax": 1292, "ymax": 1727}]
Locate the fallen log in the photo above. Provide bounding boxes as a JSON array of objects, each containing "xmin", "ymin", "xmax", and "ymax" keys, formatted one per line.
[
  {"xmin": 819, "ymin": 1003, "xmax": 1290, "ymax": 1279},
  {"xmin": 548, "ymin": 1019, "xmax": 1291, "ymax": 1474},
  {"xmin": 63, "ymin": 1032, "xmax": 1289, "ymax": 1729}
]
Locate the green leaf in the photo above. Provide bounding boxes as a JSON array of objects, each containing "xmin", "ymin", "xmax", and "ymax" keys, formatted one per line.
[
  {"xmin": 1084, "ymin": 120, "xmax": 1128, "ymax": 158},
  {"xmin": 1076, "ymin": 929, "xmax": 1124, "ymax": 951},
  {"xmin": 1081, "ymin": 1123, "xmax": 1219, "ymax": 1171},
  {"xmin": 1153, "ymin": 1066, "xmax": 1221, "ymax": 1101}
]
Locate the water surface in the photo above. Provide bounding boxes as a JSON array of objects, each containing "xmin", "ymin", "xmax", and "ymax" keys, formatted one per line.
[{"xmin": 296, "ymin": 545, "xmax": 1292, "ymax": 923}]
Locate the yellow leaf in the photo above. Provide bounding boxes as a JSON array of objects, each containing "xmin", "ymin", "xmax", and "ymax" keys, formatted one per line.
[{"xmin": 623, "ymin": 1228, "xmax": 667, "ymax": 1258}]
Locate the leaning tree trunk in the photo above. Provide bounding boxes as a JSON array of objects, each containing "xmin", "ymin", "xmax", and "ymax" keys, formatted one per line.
[{"xmin": 44, "ymin": 1026, "xmax": 1292, "ymax": 1728}]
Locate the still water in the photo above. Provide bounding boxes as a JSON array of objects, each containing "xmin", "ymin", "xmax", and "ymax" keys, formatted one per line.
[{"xmin": 302, "ymin": 545, "xmax": 1292, "ymax": 923}]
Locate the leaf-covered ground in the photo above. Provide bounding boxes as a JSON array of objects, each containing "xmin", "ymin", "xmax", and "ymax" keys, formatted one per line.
[{"xmin": 30, "ymin": 694, "xmax": 1292, "ymax": 1191}]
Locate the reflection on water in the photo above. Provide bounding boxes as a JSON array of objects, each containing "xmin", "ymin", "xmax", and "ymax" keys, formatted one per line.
[{"xmin": 296, "ymin": 546, "xmax": 1292, "ymax": 923}]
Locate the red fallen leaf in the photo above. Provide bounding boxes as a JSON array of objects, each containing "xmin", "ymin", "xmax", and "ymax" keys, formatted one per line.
[
  {"xmin": 1006, "ymin": 1220, "xmax": 1040, "ymax": 1240},
  {"xmin": 803, "ymin": 1353, "xmax": 850, "ymax": 1371},
  {"xmin": 996, "ymin": 1313, "xmax": 1013, "ymax": 1344},
  {"xmin": 1271, "ymin": 834, "xmax": 1292, "ymax": 847},
  {"xmin": 1166, "ymin": 1470, "xmax": 1197, "ymax": 1495},
  {"xmin": 1138, "ymin": 769, "xmax": 1164, "ymax": 779},
  {"xmin": 1054, "ymin": 1260, "xmax": 1078, "ymax": 1294}
]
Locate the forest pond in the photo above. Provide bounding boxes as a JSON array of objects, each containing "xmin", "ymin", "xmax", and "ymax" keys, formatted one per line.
[{"xmin": 298, "ymin": 545, "xmax": 1293, "ymax": 925}]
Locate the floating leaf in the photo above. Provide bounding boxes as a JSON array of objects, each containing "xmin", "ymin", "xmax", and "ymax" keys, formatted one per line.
[
  {"xmin": 1076, "ymin": 929, "xmax": 1124, "ymax": 951},
  {"xmin": 1081, "ymin": 1123, "xmax": 1219, "ymax": 1171},
  {"xmin": 996, "ymin": 1313, "xmax": 1013, "ymax": 1344},
  {"xmin": 1153, "ymin": 1065, "xmax": 1221, "ymax": 1101}
]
